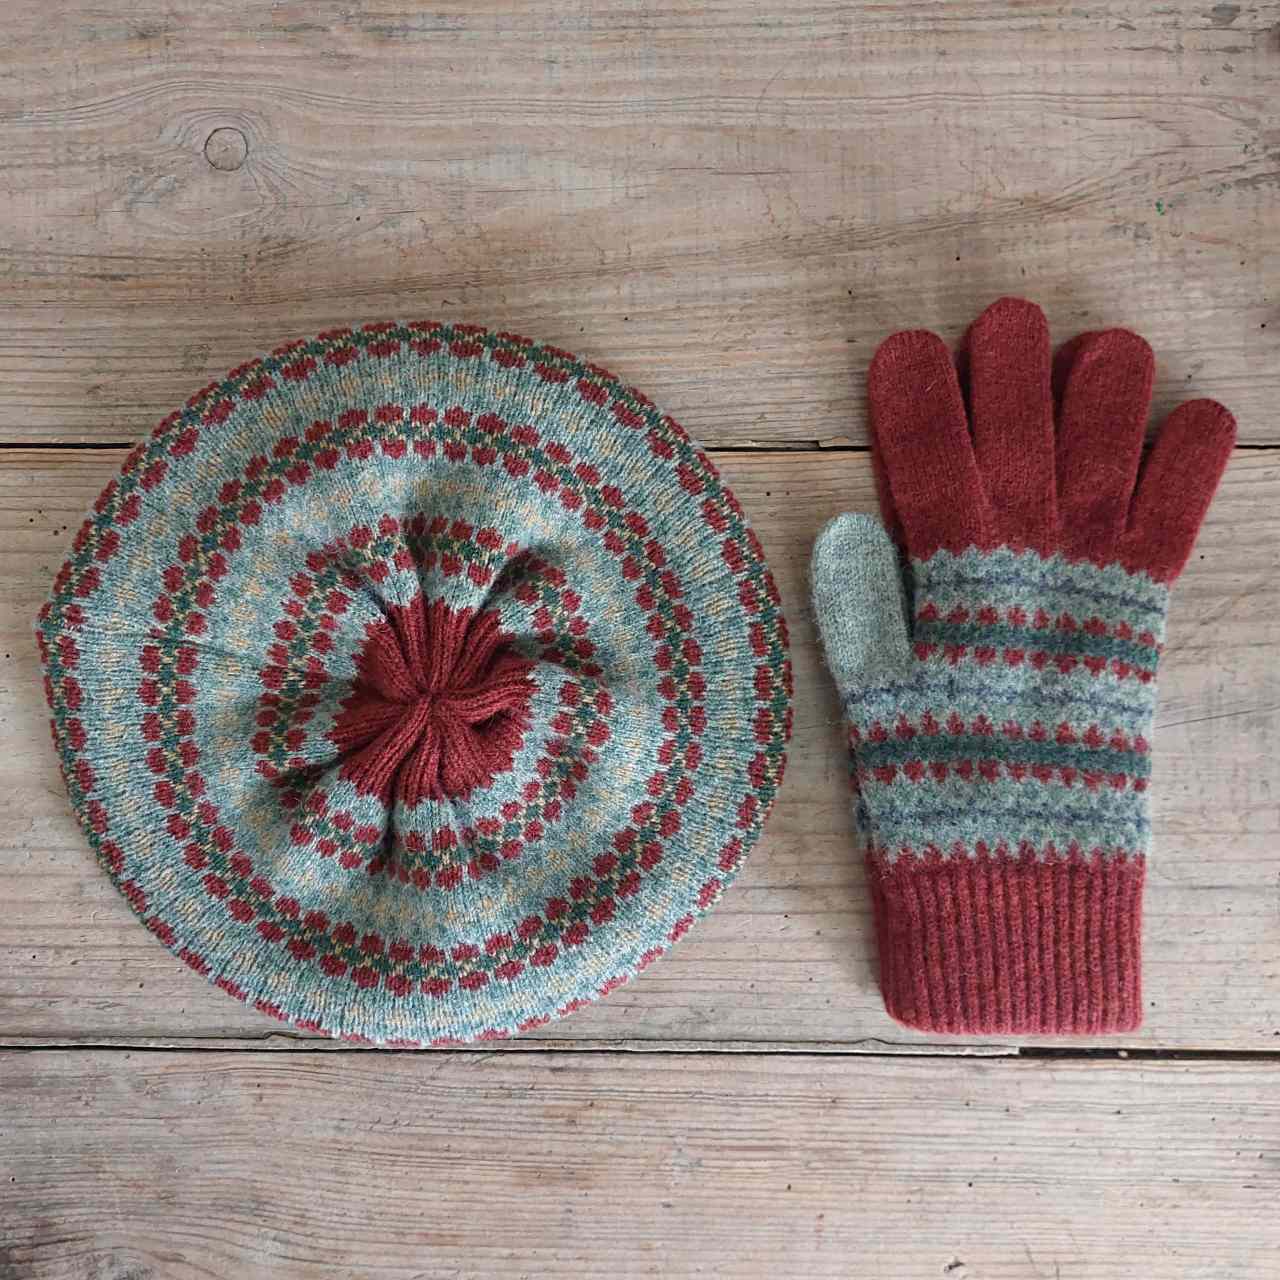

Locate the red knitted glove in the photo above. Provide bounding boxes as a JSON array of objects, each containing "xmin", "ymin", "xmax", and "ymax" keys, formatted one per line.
[{"xmin": 812, "ymin": 297, "xmax": 1235, "ymax": 1034}]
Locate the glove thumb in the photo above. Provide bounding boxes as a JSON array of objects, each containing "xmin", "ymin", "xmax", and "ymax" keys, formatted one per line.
[{"xmin": 810, "ymin": 514, "xmax": 913, "ymax": 700}]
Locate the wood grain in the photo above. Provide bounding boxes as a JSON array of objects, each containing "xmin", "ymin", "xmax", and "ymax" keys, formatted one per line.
[
  {"xmin": 0, "ymin": 1, "xmax": 1277, "ymax": 447},
  {"xmin": 1, "ymin": 1049, "xmax": 1276, "ymax": 1279},
  {"xmin": 5, "ymin": 7, "xmax": 1279, "ymax": 1274},
  {"xmin": 3, "ymin": 447, "xmax": 1276, "ymax": 1050}
]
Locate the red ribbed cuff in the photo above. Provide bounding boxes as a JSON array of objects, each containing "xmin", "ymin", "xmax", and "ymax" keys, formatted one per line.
[{"xmin": 866, "ymin": 850, "xmax": 1144, "ymax": 1035}]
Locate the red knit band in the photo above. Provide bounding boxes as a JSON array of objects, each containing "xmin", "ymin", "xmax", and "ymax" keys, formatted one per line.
[{"xmin": 866, "ymin": 849, "xmax": 1144, "ymax": 1035}]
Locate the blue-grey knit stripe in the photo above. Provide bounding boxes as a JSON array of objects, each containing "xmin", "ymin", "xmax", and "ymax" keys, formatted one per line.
[
  {"xmin": 853, "ymin": 735, "xmax": 1151, "ymax": 776},
  {"xmin": 859, "ymin": 801, "xmax": 1149, "ymax": 854},
  {"xmin": 912, "ymin": 548, "xmax": 1169, "ymax": 624},
  {"xmin": 860, "ymin": 786, "xmax": 1147, "ymax": 830},
  {"xmin": 917, "ymin": 570, "xmax": 1166, "ymax": 620},
  {"xmin": 847, "ymin": 676, "xmax": 1158, "ymax": 725}
]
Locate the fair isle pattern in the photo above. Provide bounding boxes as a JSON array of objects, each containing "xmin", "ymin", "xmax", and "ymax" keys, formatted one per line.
[
  {"xmin": 816, "ymin": 297, "xmax": 1236, "ymax": 1034},
  {"xmin": 844, "ymin": 547, "xmax": 1165, "ymax": 865},
  {"xmin": 34, "ymin": 321, "xmax": 793, "ymax": 1046}
]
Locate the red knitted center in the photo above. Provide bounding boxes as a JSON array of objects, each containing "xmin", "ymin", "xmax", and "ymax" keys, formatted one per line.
[{"xmin": 330, "ymin": 596, "xmax": 536, "ymax": 805}]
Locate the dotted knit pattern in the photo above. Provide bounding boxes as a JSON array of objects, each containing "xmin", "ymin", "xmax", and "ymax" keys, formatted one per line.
[
  {"xmin": 847, "ymin": 548, "xmax": 1166, "ymax": 865},
  {"xmin": 34, "ymin": 322, "xmax": 793, "ymax": 1046}
]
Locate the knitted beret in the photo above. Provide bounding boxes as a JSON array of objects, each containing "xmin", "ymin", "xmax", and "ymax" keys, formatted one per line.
[{"xmin": 35, "ymin": 322, "xmax": 793, "ymax": 1045}]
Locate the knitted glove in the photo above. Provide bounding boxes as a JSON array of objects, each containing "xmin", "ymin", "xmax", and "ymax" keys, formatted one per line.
[{"xmin": 812, "ymin": 297, "xmax": 1235, "ymax": 1035}]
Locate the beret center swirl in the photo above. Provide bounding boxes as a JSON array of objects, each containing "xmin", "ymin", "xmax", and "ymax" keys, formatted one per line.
[{"xmin": 330, "ymin": 596, "xmax": 535, "ymax": 805}]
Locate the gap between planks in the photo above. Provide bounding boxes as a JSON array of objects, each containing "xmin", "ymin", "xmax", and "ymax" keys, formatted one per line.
[
  {"xmin": 4, "ymin": 440, "xmax": 1280, "ymax": 453},
  {"xmin": 3, "ymin": 1039, "xmax": 1280, "ymax": 1062}
]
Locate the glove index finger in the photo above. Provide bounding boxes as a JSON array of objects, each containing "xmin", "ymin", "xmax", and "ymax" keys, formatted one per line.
[
  {"xmin": 869, "ymin": 329, "xmax": 990, "ymax": 559},
  {"xmin": 811, "ymin": 514, "xmax": 913, "ymax": 699}
]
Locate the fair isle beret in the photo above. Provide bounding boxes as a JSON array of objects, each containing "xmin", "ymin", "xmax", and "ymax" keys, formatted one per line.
[{"xmin": 35, "ymin": 322, "xmax": 793, "ymax": 1045}]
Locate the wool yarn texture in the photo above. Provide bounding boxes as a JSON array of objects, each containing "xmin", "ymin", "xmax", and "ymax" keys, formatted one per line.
[
  {"xmin": 812, "ymin": 297, "xmax": 1234, "ymax": 1035},
  {"xmin": 36, "ymin": 322, "xmax": 793, "ymax": 1045}
]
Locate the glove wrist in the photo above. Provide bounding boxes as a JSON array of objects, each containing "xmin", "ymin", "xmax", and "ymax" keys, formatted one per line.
[{"xmin": 868, "ymin": 845, "xmax": 1145, "ymax": 1035}]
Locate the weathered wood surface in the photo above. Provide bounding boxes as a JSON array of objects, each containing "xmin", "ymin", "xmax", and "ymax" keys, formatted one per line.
[
  {"xmin": 4, "ymin": 448, "xmax": 1276, "ymax": 1050},
  {"xmin": 1, "ymin": 0, "xmax": 1277, "ymax": 448},
  {"xmin": 4, "ymin": 3, "xmax": 1280, "ymax": 1273},
  {"xmin": 1, "ymin": 1049, "xmax": 1276, "ymax": 1279}
]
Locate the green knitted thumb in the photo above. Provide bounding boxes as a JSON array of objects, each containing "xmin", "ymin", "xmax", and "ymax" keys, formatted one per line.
[{"xmin": 811, "ymin": 514, "xmax": 913, "ymax": 700}]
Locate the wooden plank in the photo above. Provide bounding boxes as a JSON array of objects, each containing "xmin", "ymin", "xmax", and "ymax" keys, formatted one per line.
[
  {"xmin": 2, "ymin": 447, "xmax": 1276, "ymax": 1049},
  {"xmin": 1, "ymin": 1049, "xmax": 1276, "ymax": 1278},
  {"xmin": 0, "ymin": 1, "xmax": 1277, "ymax": 447}
]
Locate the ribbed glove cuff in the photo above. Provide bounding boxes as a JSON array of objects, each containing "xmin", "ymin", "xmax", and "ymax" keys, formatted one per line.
[{"xmin": 866, "ymin": 850, "xmax": 1144, "ymax": 1035}]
